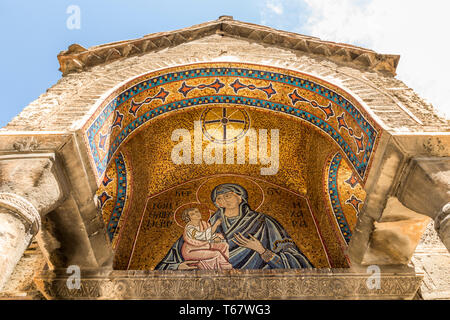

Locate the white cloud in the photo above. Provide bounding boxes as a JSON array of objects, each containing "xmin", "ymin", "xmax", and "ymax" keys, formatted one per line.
[
  {"xmin": 266, "ymin": 0, "xmax": 284, "ymax": 15},
  {"xmin": 303, "ymin": 0, "xmax": 450, "ymax": 119},
  {"xmin": 261, "ymin": 0, "xmax": 450, "ymax": 120}
]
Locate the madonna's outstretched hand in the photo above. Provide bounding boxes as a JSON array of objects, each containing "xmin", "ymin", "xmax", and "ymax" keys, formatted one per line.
[{"xmin": 232, "ymin": 232, "xmax": 265, "ymax": 254}]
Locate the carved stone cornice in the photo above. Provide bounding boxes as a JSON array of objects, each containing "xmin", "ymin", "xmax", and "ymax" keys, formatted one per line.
[
  {"xmin": 0, "ymin": 193, "xmax": 41, "ymax": 235},
  {"xmin": 34, "ymin": 268, "xmax": 422, "ymax": 300},
  {"xmin": 0, "ymin": 132, "xmax": 71, "ymax": 154},
  {"xmin": 57, "ymin": 17, "xmax": 400, "ymax": 76}
]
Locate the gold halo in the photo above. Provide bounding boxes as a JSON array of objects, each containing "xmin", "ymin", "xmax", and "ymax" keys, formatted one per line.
[
  {"xmin": 195, "ymin": 174, "xmax": 264, "ymax": 211},
  {"xmin": 173, "ymin": 202, "xmax": 213, "ymax": 229}
]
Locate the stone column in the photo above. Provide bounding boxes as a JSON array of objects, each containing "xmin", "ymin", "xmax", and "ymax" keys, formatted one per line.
[
  {"xmin": 0, "ymin": 154, "xmax": 67, "ymax": 291},
  {"xmin": 0, "ymin": 193, "xmax": 41, "ymax": 289}
]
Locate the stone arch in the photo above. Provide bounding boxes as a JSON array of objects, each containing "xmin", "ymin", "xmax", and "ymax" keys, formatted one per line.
[
  {"xmin": 82, "ymin": 62, "xmax": 383, "ymax": 182},
  {"xmin": 87, "ymin": 61, "xmax": 381, "ymax": 270}
]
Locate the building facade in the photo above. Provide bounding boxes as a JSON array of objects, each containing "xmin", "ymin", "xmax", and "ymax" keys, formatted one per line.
[{"xmin": 0, "ymin": 17, "xmax": 449, "ymax": 300}]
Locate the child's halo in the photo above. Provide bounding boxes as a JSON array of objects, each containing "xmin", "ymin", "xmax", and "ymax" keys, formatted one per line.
[{"xmin": 173, "ymin": 202, "xmax": 213, "ymax": 228}]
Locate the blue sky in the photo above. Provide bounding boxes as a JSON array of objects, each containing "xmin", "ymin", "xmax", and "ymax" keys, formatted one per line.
[
  {"xmin": 1, "ymin": 0, "xmax": 449, "ymax": 128},
  {"xmin": 0, "ymin": 0, "xmax": 267, "ymax": 128}
]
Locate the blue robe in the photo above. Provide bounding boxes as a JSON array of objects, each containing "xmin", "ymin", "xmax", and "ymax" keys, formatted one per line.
[{"xmin": 155, "ymin": 202, "xmax": 314, "ymax": 270}]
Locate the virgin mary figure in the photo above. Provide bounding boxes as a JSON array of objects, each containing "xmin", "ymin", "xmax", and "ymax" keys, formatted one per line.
[{"xmin": 155, "ymin": 183, "xmax": 314, "ymax": 270}]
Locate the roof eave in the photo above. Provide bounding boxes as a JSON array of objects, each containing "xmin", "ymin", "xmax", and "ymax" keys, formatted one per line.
[{"xmin": 57, "ymin": 17, "xmax": 400, "ymax": 76}]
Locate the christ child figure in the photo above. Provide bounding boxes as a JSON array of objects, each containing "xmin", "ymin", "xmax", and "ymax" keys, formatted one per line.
[{"xmin": 180, "ymin": 207, "xmax": 232, "ymax": 270}]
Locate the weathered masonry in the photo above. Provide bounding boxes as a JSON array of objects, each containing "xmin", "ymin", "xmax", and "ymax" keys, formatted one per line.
[{"xmin": 0, "ymin": 16, "xmax": 449, "ymax": 300}]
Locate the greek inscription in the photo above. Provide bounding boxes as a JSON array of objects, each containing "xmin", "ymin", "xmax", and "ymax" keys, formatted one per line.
[
  {"xmin": 147, "ymin": 202, "xmax": 174, "ymax": 228},
  {"xmin": 291, "ymin": 202, "xmax": 307, "ymax": 228},
  {"xmin": 175, "ymin": 189, "xmax": 192, "ymax": 197}
]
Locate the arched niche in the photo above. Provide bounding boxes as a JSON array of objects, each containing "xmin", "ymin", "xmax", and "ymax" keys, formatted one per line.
[{"xmin": 83, "ymin": 62, "xmax": 382, "ymax": 270}]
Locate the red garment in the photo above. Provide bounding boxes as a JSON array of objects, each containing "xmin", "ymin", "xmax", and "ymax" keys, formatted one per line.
[{"xmin": 181, "ymin": 221, "xmax": 232, "ymax": 270}]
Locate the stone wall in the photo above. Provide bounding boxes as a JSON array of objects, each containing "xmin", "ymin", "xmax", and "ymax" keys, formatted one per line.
[
  {"xmin": 411, "ymin": 221, "xmax": 450, "ymax": 299},
  {"xmin": 0, "ymin": 239, "xmax": 46, "ymax": 299}
]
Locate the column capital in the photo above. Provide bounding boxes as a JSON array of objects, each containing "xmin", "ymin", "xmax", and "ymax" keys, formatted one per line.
[
  {"xmin": 0, "ymin": 153, "xmax": 68, "ymax": 215},
  {"xmin": 0, "ymin": 193, "xmax": 41, "ymax": 235}
]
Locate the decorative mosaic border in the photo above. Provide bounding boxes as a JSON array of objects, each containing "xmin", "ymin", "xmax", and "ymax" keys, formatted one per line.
[
  {"xmin": 327, "ymin": 152, "xmax": 352, "ymax": 244},
  {"xmin": 84, "ymin": 64, "xmax": 380, "ymax": 183},
  {"xmin": 107, "ymin": 95, "xmax": 373, "ymax": 174},
  {"xmin": 105, "ymin": 152, "xmax": 127, "ymax": 242}
]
